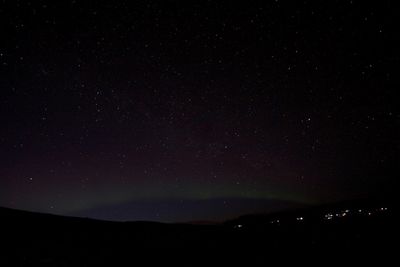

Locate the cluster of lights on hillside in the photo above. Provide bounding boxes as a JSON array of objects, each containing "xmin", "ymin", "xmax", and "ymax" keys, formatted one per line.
[{"xmin": 234, "ymin": 207, "xmax": 389, "ymax": 229}]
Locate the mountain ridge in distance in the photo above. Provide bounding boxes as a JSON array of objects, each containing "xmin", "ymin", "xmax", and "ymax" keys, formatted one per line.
[{"xmin": 0, "ymin": 198, "xmax": 395, "ymax": 265}]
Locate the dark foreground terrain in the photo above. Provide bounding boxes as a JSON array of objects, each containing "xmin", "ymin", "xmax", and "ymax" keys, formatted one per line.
[{"xmin": 0, "ymin": 200, "xmax": 395, "ymax": 266}]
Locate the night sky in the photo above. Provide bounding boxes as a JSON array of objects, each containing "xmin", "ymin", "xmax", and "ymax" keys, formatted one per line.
[{"xmin": 0, "ymin": 1, "xmax": 397, "ymax": 222}]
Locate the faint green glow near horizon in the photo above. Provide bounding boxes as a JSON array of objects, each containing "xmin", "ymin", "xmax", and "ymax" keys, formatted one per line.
[{"xmin": 5, "ymin": 176, "xmax": 318, "ymax": 216}]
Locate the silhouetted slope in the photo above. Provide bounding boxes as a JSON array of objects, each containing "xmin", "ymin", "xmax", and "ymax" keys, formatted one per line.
[
  {"xmin": 69, "ymin": 197, "xmax": 306, "ymax": 222},
  {"xmin": 0, "ymin": 200, "xmax": 396, "ymax": 266}
]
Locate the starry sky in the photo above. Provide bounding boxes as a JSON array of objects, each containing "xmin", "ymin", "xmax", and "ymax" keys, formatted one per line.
[{"xmin": 0, "ymin": 1, "xmax": 397, "ymax": 222}]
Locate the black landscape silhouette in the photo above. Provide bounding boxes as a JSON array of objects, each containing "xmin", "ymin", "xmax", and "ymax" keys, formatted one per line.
[{"xmin": 1, "ymin": 199, "xmax": 395, "ymax": 265}]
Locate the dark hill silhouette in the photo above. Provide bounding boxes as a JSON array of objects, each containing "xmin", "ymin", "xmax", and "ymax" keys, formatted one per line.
[
  {"xmin": 0, "ymin": 200, "xmax": 395, "ymax": 265},
  {"xmin": 68, "ymin": 197, "xmax": 306, "ymax": 222}
]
